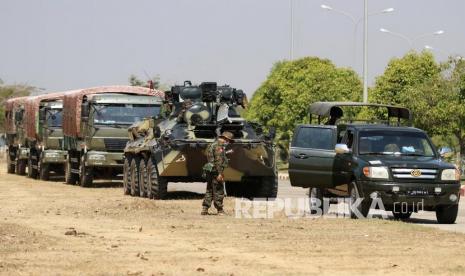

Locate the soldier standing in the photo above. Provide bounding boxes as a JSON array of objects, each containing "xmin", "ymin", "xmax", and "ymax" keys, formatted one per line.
[{"xmin": 201, "ymin": 131, "xmax": 234, "ymax": 215}]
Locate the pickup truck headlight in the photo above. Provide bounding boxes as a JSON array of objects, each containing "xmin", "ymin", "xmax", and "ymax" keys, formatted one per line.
[
  {"xmin": 441, "ymin": 169, "xmax": 460, "ymax": 181},
  {"xmin": 363, "ymin": 166, "xmax": 389, "ymax": 179}
]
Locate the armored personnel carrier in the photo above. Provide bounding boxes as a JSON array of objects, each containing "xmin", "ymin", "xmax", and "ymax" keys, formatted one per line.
[{"xmin": 124, "ymin": 81, "xmax": 277, "ymax": 199}]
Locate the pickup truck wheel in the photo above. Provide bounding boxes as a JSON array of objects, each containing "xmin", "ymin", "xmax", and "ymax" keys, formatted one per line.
[
  {"xmin": 39, "ymin": 160, "xmax": 50, "ymax": 181},
  {"xmin": 7, "ymin": 152, "xmax": 15, "ymax": 174},
  {"xmin": 309, "ymin": 188, "xmax": 329, "ymax": 215},
  {"xmin": 65, "ymin": 157, "xmax": 78, "ymax": 185},
  {"xmin": 147, "ymin": 156, "xmax": 167, "ymax": 200},
  {"xmin": 130, "ymin": 158, "xmax": 140, "ymax": 196},
  {"xmin": 256, "ymin": 176, "xmax": 278, "ymax": 199},
  {"xmin": 123, "ymin": 157, "xmax": 131, "ymax": 195},
  {"xmin": 16, "ymin": 159, "xmax": 26, "ymax": 175},
  {"xmin": 79, "ymin": 156, "xmax": 93, "ymax": 187},
  {"xmin": 349, "ymin": 181, "xmax": 370, "ymax": 219},
  {"xmin": 392, "ymin": 210, "xmax": 412, "ymax": 220},
  {"xmin": 138, "ymin": 159, "xmax": 147, "ymax": 198},
  {"xmin": 436, "ymin": 204, "xmax": 458, "ymax": 224}
]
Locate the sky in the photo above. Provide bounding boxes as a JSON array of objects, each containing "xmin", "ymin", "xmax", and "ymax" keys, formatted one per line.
[{"xmin": 1, "ymin": 0, "xmax": 464, "ymax": 96}]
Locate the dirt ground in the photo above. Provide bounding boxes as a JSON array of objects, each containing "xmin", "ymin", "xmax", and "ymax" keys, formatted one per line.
[{"xmin": 1, "ymin": 165, "xmax": 465, "ymax": 275}]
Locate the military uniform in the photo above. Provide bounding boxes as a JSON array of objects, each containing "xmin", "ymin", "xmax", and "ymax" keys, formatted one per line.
[{"xmin": 202, "ymin": 132, "xmax": 233, "ymax": 215}]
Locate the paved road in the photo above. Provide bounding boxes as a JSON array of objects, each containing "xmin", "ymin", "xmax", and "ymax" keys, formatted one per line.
[{"xmin": 169, "ymin": 179, "xmax": 465, "ymax": 234}]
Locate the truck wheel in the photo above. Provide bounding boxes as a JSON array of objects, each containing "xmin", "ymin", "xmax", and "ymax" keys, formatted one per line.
[
  {"xmin": 123, "ymin": 157, "xmax": 132, "ymax": 195},
  {"xmin": 392, "ymin": 210, "xmax": 412, "ymax": 220},
  {"xmin": 39, "ymin": 160, "xmax": 50, "ymax": 181},
  {"xmin": 147, "ymin": 156, "xmax": 167, "ymax": 199},
  {"xmin": 27, "ymin": 157, "xmax": 38, "ymax": 179},
  {"xmin": 65, "ymin": 157, "xmax": 78, "ymax": 185},
  {"xmin": 309, "ymin": 188, "xmax": 329, "ymax": 215},
  {"xmin": 436, "ymin": 204, "xmax": 458, "ymax": 224},
  {"xmin": 138, "ymin": 159, "xmax": 147, "ymax": 198},
  {"xmin": 225, "ymin": 182, "xmax": 238, "ymax": 197},
  {"xmin": 349, "ymin": 181, "xmax": 370, "ymax": 219},
  {"xmin": 6, "ymin": 152, "xmax": 15, "ymax": 174},
  {"xmin": 130, "ymin": 158, "xmax": 140, "ymax": 196},
  {"xmin": 79, "ymin": 156, "xmax": 93, "ymax": 187},
  {"xmin": 255, "ymin": 176, "xmax": 278, "ymax": 199},
  {"xmin": 16, "ymin": 159, "xmax": 26, "ymax": 175}
]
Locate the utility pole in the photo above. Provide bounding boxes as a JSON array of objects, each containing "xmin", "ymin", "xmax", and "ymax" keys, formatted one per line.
[
  {"xmin": 363, "ymin": 0, "xmax": 368, "ymax": 103},
  {"xmin": 290, "ymin": 0, "xmax": 294, "ymax": 60}
]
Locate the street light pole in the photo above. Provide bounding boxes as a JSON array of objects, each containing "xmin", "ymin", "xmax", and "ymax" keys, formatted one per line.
[
  {"xmin": 363, "ymin": 0, "xmax": 368, "ymax": 103},
  {"xmin": 380, "ymin": 28, "xmax": 444, "ymax": 48},
  {"xmin": 290, "ymin": 0, "xmax": 294, "ymax": 60}
]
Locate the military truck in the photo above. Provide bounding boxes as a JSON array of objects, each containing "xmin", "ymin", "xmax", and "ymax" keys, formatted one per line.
[
  {"xmin": 62, "ymin": 86, "xmax": 164, "ymax": 187},
  {"xmin": 24, "ymin": 92, "xmax": 67, "ymax": 180},
  {"xmin": 289, "ymin": 102, "xmax": 461, "ymax": 223},
  {"xmin": 4, "ymin": 97, "xmax": 29, "ymax": 175},
  {"xmin": 123, "ymin": 81, "xmax": 277, "ymax": 199}
]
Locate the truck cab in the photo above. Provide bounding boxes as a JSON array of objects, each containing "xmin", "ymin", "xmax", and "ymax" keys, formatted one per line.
[{"xmin": 289, "ymin": 102, "xmax": 461, "ymax": 223}]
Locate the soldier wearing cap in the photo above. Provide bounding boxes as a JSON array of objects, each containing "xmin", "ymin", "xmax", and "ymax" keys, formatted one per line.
[{"xmin": 201, "ymin": 131, "xmax": 234, "ymax": 215}]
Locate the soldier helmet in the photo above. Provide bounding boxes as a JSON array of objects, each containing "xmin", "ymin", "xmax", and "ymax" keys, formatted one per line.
[{"xmin": 219, "ymin": 131, "xmax": 234, "ymax": 142}]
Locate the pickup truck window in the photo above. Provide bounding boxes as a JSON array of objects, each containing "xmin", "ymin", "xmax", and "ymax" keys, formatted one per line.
[
  {"xmin": 294, "ymin": 127, "xmax": 333, "ymax": 150},
  {"xmin": 358, "ymin": 130, "xmax": 435, "ymax": 157}
]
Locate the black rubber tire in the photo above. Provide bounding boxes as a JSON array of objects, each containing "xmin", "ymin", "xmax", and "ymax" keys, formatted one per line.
[
  {"xmin": 16, "ymin": 159, "xmax": 27, "ymax": 175},
  {"xmin": 392, "ymin": 210, "xmax": 412, "ymax": 220},
  {"xmin": 309, "ymin": 187, "xmax": 329, "ymax": 215},
  {"xmin": 123, "ymin": 156, "xmax": 132, "ymax": 195},
  {"xmin": 65, "ymin": 157, "xmax": 78, "ymax": 185},
  {"xmin": 255, "ymin": 176, "xmax": 278, "ymax": 199},
  {"xmin": 349, "ymin": 181, "xmax": 371, "ymax": 219},
  {"xmin": 436, "ymin": 204, "xmax": 458, "ymax": 224},
  {"xmin": 225, "ymin": 181, "xmax": 238, "ymax": 197},
  {"xmin": 39, "ymin": 160, "xmax": 50, "ymax": 181},
  {"xmin": 147, "ymin": 156, "xmax": 167, "ymax": 199},
  {"xmin": 79, "ymin": 155, "xmax": 93, "ymax": 187},
  {"xmin": 138, "ymin": 158, "xmax": 147, "ymax": 198},
  {"xmin": 27, "ymin": 157, "xmax": 38, "ymax": 179},
  {"xmin": 130, "ymin": 158, "xmax": 140, "ymax": 196},
  {"xmin": 6, "ymin": 152, "xmax": 15, "ymax": 174}
]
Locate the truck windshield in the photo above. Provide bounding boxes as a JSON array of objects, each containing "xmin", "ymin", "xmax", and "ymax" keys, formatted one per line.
[
  {"xmin": 93, "ymin": 104, "xmax": 160, "ymax": 125},
  {"xmin": 358, "ymin": 130, "xmax": 435, "ymax": 157},
  {"xmin": 47, "ymin": 110, "xmax": 62, "ymax": 128}
]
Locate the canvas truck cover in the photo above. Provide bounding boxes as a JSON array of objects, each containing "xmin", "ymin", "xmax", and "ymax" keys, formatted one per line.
[
  {"xmin": 24, "ymin": 92, "xmax": 68, "ymax": 141},
  {"xmin": 63, "ymin": 85, "xmax": 164, "ymax": 138},
  {"xmin": 4, "ymin": 96, "xmax": 28, "ymax": 134}
]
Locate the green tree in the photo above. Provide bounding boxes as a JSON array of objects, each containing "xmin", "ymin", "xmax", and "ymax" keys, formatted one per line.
[
  {"xmin": 245, "ymin": 57, "xmax": 362, "ymax": 159},
  {"xmin": 129, "ymin": 74, "xmax": 168, "ymax": 90}
]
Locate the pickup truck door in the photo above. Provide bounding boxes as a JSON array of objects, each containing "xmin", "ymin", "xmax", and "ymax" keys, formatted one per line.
[{"xmin": 289, "ymin": 125, "xmax": 337, "ymax": 188}]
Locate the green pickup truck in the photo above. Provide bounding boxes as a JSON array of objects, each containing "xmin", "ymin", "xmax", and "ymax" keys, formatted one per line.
[{"xmin": 289, "ymin": 102, "xmax": 461, "ymax": 224}]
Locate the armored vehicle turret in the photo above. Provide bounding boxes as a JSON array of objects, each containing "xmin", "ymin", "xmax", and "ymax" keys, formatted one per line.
[{"xmin": 124, "ymin": 81, "xmax": 277, "ymax": 199}]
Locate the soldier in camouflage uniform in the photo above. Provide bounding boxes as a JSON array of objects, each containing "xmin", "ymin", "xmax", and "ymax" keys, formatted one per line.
[{"xmin": 201, "ymin": 131, "xmax": 234, "ymax": 215}]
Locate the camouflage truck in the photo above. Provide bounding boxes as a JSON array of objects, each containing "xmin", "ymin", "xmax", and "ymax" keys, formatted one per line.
[
  {"xmin": 123, "ymin": 81, "xmax": 277, "ymax": 199},
  {"xmin": 24, "ymin": 92, "xmax": 67, "ymax": 180},
  {"xmin": 62, "ymin": 86, "xmax": 164, "ymax": 187},
  {"xmin": 4, "ymin": 96, "xmax": 29, "ymax": 175}
]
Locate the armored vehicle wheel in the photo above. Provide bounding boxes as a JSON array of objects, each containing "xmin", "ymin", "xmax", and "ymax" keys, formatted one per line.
[
  {"xmin": 130, "ymin": 158, "xmax": 140, "ymax": 196},
  {"xmin": 436, "ymin": 204, "xmax": 458, "ymax": 224},
  {"xmin": 27, "ymin": 157, "xmax": 38, "ymax": 179},
  {"xmin": 309, "ymin": 188, "xmax": 329, "ymax": 215},
  {"xmin": 138, "ymin": 158, "xmax": 147, "ymax": 198},
  {"xmin": 39, "ymin": 160, "xmax": 50, "ymax": 181},
  {"xmin": 392, "ymin": 210, "xmax": 412, "ymax": 220},
  {"xmin": 349, "ymin": 181, "xmax": 370, "ymax": 219},
  {"xmin": 123, "ymin": 157, "xmax": 131, "ymax": 195},
  {"xmin": 225, "ymin": 182, "xmax": 239, "ymax": 197},
  {"xmin": 7, "ymin": 153, "xmax": 15, "ymax": 174},
  {"xmin": 16, "ymin": 159, "xmax": 27, "ymax": 175},
  {"xmin": 147, "ymin": 156, "xmax": 167, "ymax": 200},
  {"xmin": 65, "ymin": 157, "xmax": 78, "ymax": 185},
  {"xmin": 256, "ymin": 176, "xmax": 278, "ymax": 199},
  {"xmin": 79, "ymin": 156, "xmax": 93, "ymax": 187}
]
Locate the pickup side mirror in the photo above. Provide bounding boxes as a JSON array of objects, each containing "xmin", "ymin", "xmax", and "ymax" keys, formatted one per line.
[
  {"xmin": 39, "ymin": 109, "xmax": 46, "ymax": 122},
  {"xmin": 335, "ymin": 143, "xmax": 350, "ymax": 154},
  {"xmin": 81, "ymin": 102, "xmax": 89, "ymax": 122},
  {"xmin": 439, "ymin": 147, "xmax": 453, "ymax": 158}
]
